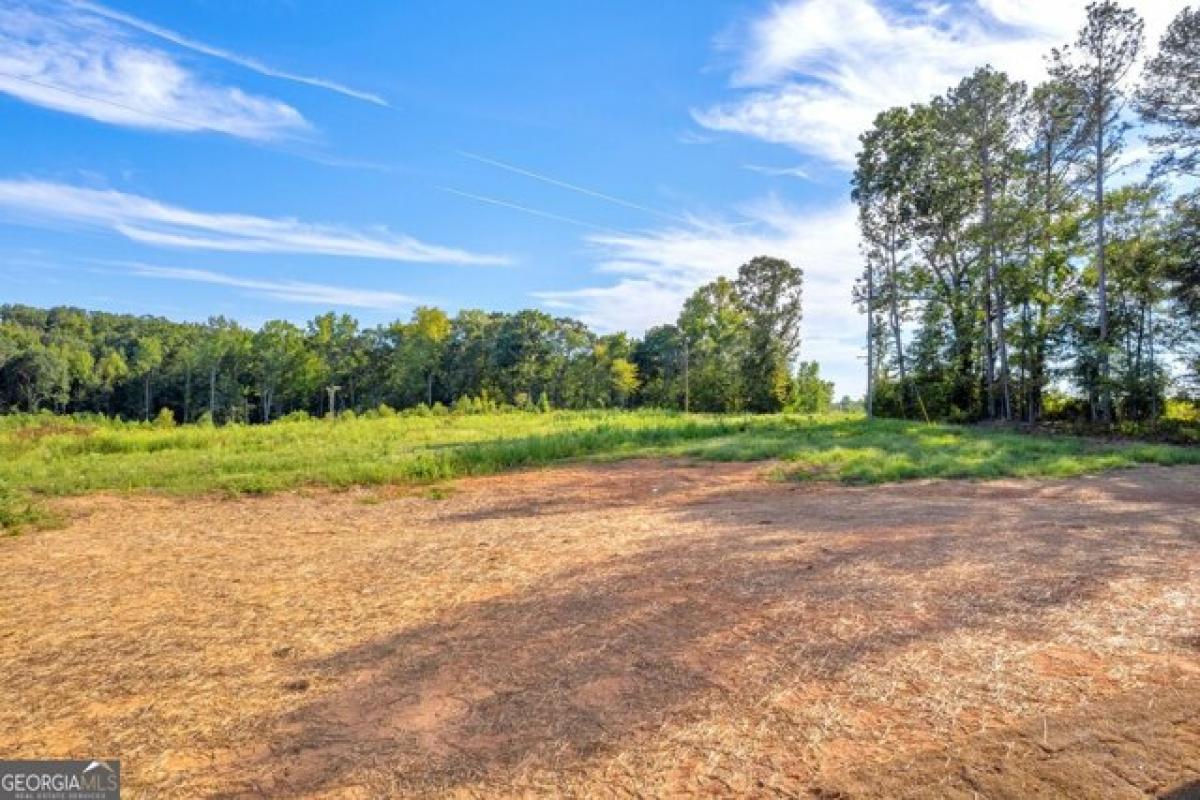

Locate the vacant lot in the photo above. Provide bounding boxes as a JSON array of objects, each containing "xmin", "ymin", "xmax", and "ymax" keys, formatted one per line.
[{"xmin": 1, "ymin": 459, "xmax": 1197, "ymax": 798}]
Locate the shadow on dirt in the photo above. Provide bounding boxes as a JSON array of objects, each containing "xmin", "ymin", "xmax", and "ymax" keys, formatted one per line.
[
  {"xmin": 1162, "ymin": 780, "xmax": 1200, "ymax": 800},
  {"xmin": 229, "ymin": 472, "xmax": 1199, "ymax": 797}
]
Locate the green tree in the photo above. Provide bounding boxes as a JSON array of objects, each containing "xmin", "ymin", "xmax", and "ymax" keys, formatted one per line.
[
  {"xmin": 945, "ymin": 67, "xmax": 1029, "ymax": 420},
  {"xmin": 252, "ymin": 321, "xmax": 308, "ymax": 422},
  {"xmin": 632, "ymin": 324, "xmax": 684, "ymax": 408},
  {"xmin": 130, "ymin": 336, "xmax": 164, "ymax": 421},
  {"xmin": 609, "ymin": 357, "xmax": 640, "ymax": 407},
  {"xmin": 1023, "ymin": 79, "xmax": 1087, "ymax": 420},
  {"xmin": 1104, "ymin": 184, "xmax": 1171, "ymax": 418},
  {"xmin": 442, "ymin": 309, "xmax": 498, "ymax": 403},
  {"xmin": 734, "ymin": 256, "xmax": 805, "ymax": 412},
  {"xmin": 1137, "ymin": 6, "xmax": 1200, "ymax": 177},
  {"xmin": 678, "ymin": 277, "xmax": 748, "ymax": 412},
  {"xmin": 904, "ymin": 100, "xmax": 982, "ymax": 417},
  {"xmin": 403, "ymin": 306, "xmax": 452, "ymax": 406},
  {"xmin": 790, "ymin": 361, "xmax": 834, "ymax": 413},
  {"xmin": 1049, "ymin": 0, "xmax": 1145, "ymax": 422},
  {"xmin": 8, "ymin": 345, "xmax": 70, "ymax": 412},
  {"xmin": 854, "ymin": 106, "xmax": 923, "ymax": 418},
  {"xmin": 492, "ymin": 310, "xmax": 557, "ymax": 405},
  {"xmin": 95, "ymin": 349, "xmax": 130, "ymax": 414}
]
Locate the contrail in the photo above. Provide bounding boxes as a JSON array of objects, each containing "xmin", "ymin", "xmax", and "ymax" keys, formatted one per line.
[
  {"xmin": 435, "ymin": 186, "xmax": 630, "ymax": 235},
  {"xmin": 68, "ymin": 0, "xmax": 389, "ymax": 107},
  {"xmin": 456, "ymin": 151, "xmax": 692, "ymax": 225}
]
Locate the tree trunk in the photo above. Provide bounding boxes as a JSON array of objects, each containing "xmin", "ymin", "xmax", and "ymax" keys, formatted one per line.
[
  {"xmin": 948, "ymin": 285, "xmax": 975, "ymax": 415},
  {"xmin": 209, "ymin": 365, "xmax": 217, "ymax": 419},
  {"xmin": 1096, "ymin": 86, "xmax": 1111, "ymax": 423},
  {"xmin": 683, "ymin": 338, "xmax": 690, "ymax": 413},
  {"xmin": 1021, "ymin": 298, "xmax": 1032, "ymax": 422},
  {"xmin": 995, "ymin": 259, "xmax": 1012, "ymax": 421},
  {"xmin": 887, "ymin": 226, "xmax": 908, "ymax": 417},
  {"xmin": 184, "ymin": 365, "xmax": 192, "ymax": 424},
  {"xmin": 983, "ymin": 274, "xmax": 996, "ymax": 419},
  {"xmin": 980, "ymin": 126, "xmax": 1005, "ymax": 420},
  {"xmin": 865, "ymin": 263, "xmax": 875, "ymax": 420},
  {"xmin": 1147, "ymin": 304, "xmax": 1157, "ymax": 419},
  {"xmin": 1031, "ymin": 143, "xmax": 1055, "ymax": 423}
]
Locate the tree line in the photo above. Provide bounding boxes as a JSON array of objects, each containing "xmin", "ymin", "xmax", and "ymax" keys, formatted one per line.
[
  {"xmin": 854, "ymin": 2, "xmax": 1200, "ymax": 423},
  {"xmin": 0, "ymin": 256, "xmax": 834, "ymax": 421}
]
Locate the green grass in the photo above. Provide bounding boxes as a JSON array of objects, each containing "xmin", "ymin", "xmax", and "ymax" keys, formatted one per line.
[
  {"xmin": 0, "ymin": 485, "xmax": 60, "ymax": 536},
  {"xmin": 1, "ymin": 409, "xmax": 1197, "ymax": 533}
]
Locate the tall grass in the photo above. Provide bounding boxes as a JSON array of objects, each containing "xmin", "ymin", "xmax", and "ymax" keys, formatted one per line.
[{"xmin": 1, "ymin": 409, "xmax": 1197, "ymax": 533}]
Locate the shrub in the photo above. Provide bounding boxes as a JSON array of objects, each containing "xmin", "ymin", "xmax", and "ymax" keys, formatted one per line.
[
  {"xmin": 1164, "ymin": 398, "xmax": 1199, "ymax": 423},
  {"xmin": 1041, "ymin": 390, "xmax": 1088, "ymax": 422},
  {"xmin": 405, "ymin": 403, "xmax": 432, "ymax": 417},
  {"xmin": 0, "ymin": 486, "xmax": 56, "ymax": 536},
  {"xmin": 153, "ymin": 407, "xmax": 176, "ymax": 428}
]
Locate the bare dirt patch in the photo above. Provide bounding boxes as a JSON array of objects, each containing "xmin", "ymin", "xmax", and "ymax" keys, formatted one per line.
[{"xmin": 1, "ymin": 461, "xmax": 1198, "ymax": 798}]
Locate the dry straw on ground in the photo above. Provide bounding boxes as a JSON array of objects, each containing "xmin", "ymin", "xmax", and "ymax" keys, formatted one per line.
[{"xmin": 1, "ymin": 461, "xmax": 1197, "ymax": 798}]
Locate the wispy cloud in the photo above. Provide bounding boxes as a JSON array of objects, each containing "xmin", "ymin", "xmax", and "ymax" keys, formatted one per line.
[
  {"xmin": 68, "ymin": 0, "xmax": 387, "ymax": 107},
  {"xmin": 535, "ymin": 197, "xmax": 865, "ymax": 394},
  {"xmin": 696, "ymin": 0, "xmax": 1186, "ymax": 169},
  {"xmin": 126, "ymin": 264, "xmax": 417, "ymax": 310},
  {"xmin": 457, "ymin": 151, "xmax": 692, "ymax": 225},
  {"xmin": 436, "ymin": 185, "xmax": 629, "ymax": 234},
  {"xmin": 677, "ymin": 129, "xmax": 719, "ymax": 145},
  {"xmin": 0, "ymin": 1, "xmax": 308, "ymax": 140},
  {"xmin": 0, "ymin": 179, "xmax": 508, "ymax": 265},
  {"xmin": 743, "ymin": 164, "xmax": 810, "ymax": 179}
]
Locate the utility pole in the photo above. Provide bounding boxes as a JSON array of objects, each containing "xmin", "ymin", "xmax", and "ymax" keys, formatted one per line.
[
  {"xmin": 682, "ymin": 337, "xmax": 690, "ymax": 413},
  {"xmin": 325, "ymin": 385, "xmax": 341, "ymax": 418}
]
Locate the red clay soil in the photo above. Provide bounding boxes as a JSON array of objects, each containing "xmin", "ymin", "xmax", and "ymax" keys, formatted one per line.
[{"xmin": 0, "ymin": 461, "xmax": 1198, "ymax": 798}]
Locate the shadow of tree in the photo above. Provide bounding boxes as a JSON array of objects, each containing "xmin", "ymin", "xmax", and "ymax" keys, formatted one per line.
[
  {"xmin": 1162, "ymin": 781, "xmax": 1200, "ymax": 800},
  {"xmin": 224, "ymin": 470, "xmax": 1198, "ymax": 797},
  {"xmin": 822, "ymin": 678, "xmax": 1200, "ymax": 798}
]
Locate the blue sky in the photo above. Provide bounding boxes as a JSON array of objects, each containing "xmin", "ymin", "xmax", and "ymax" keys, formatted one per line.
[{"xmin": 0, "ymin": 0, "xmax": 1184, "ymax": 397}]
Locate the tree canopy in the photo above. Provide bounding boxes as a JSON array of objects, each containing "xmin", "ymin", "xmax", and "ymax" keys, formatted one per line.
[
  {"xmin": 0, "ymin": 256, "xmax": 828, "ymax": 420},
  {"xmin": 854, "ymin": 2, "xmax": 1199, "ymax": 423}
]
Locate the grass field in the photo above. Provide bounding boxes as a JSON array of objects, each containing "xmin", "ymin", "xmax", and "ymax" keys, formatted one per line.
[
  {"xmin": 3, "ymin": 410, "xmax": 1200, "ymax": 795},
  {"xmin": 2, "ymin": 408, "xmax": 1199, "ymax": 534}
]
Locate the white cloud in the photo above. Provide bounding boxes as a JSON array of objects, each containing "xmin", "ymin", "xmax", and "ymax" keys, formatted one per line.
[
  {"xmin": 0, "ymin": 2, "xmax": 308, "ymax": 140},
  {"xmin": 68, "ymin": 0, "xmax": 387, "ymax": 107},
  {"xmin": 0, "ymin": 179, "xmax": 509, "ymax": 265},
  {"xmin": 535, "ymin": 198, "xmax": 866, "ymax": 396},
  {"xmin": 697, "ymin": 0, "xmax": 1187, "ymax": 169},
  {"xmin": 127, "ymin": 264, "xmax": 417, "ymax": 310},
  {"xmin": 744, "ymin": 164, "xmax": 811, "ymax": 179}
]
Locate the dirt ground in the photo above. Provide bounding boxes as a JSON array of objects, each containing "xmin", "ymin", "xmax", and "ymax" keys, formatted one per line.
[{"xmin": 1, "ymin": 461, "xmax": 1198, "ymax": 799}]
